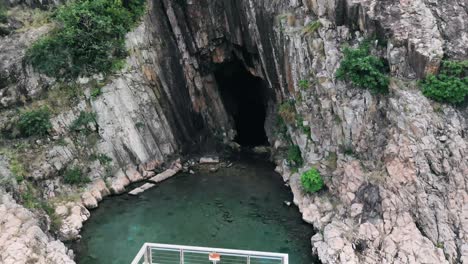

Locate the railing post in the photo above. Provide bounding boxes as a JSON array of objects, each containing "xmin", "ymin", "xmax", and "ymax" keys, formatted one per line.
[
  {"xmin": 180, "ymin": 249, "xmax": 184, "ymax": 264},
  {"xmin": 247, "ymin": 256, "xmax": 250, "ymax": 264},
  {"xmin": 144, "ymin": 245, "xmax": 152, "ymax": 264}
]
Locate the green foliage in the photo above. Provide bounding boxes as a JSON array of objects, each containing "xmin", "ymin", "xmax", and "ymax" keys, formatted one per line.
[
  {"xmin": 10, "ymin": 156, "xmax": 26, "ymax": 183},
  {"xmin": 47, "ymin": 83, "xmax": 83, "ymax": 109},
  {"xmin": 26, "ymin": 0, "xmax": 145, "ymax": 80},
  {"xmin": 40, "ymin": 201, "xmax": 62, "ymax": 233},
  {"xmin": 299, "ymin": 79, "xmax": 310, "ymax": 90},
  {"xmin": 91, "ymin": 87, "xmax": 102, "ymax": 98},
  {"xmin": 275, "ymin": 115, "xmax": 290, "ymax": 141},
  {"xmin": 336, "ymin": 43, "xmax": 389, "ymax": 93},
  {"xmin": 302, "ymin": 126, "xmax": 311, "ymax": 138},
  {"xmin": 278, "ymin": 100, "xmax": 296, "ymax": 124},
  {"xmin": 420, "ymin": 60, "xmax": 468, "ymax": 104},
  {"xmin": 343, "ymin": 146, "xmax": 354, "ymax": 156},
  {"xmin": 10, "ymin": 7, "xmax": 51, "ymax": 32},
  {"xmin": 63, "ymin": 166, "xmax": 90, "ymax": 185},
  {"xmin": 296, "ymin": 115, "xmax": 311, "ymax": 139},
  {"xmin": 111, "ymin": 59, "xmax": 126, "ymax": 72},
  {"xmin": 19, "ymin": 183, "xmax": 62, "ymax": 232},
  {"xmin": 287, "ymin": 145, "xmax": 303, "ymax": 168},
  {"xmin": 0, "ymin": 2, "xmax": 7, "ymax": 23},
  {"xmin": 17, "ymin": 107, "xmax": 52, "ymax": 137},
  {"xmin": 69, "ymin": 111, "xmax": 96, "ymax": 133},
  {"xmin": 302, "ymin": 21, "xmax": 321, "ymax": 36},
  {"xmin": 21, "ymin": 183, "xmax": 38, "ymax": 209},
  {"xmin": 301, "ymin": 168, "xmax": 324, "ymax": 193},
  {"xmin": 135, "ymin": 121, "xmax": 145, "ymax": 129},
  {"xmin": 90, "ymin": 153, "xmax": 112, "ymax": 165},
  {"xmin": 334, "ymin": 114, "xmax": 342, "ymax": 124}
]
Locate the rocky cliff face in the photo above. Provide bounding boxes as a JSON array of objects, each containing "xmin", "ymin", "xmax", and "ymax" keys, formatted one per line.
[
  {"xmin": 142, "ymin": 1, "xmax": 467, "ymax": 263},
  {"xmin": 0, "ymin": 190, "xmax": 75, "ymax": 264},
  {"xmin": 0, "ymin": 0, "xmax": 467, "ymax": 263}
]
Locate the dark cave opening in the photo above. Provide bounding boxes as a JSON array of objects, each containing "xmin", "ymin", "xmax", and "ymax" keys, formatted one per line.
[{"xmin": 214, "ymin": 57, "xmax": 269, "ymax": 147}]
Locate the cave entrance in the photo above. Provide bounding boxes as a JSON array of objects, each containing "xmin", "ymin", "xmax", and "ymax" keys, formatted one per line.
[{"xmin": 214, "ymin": 57, "xmax": 268, "ymax": 147}]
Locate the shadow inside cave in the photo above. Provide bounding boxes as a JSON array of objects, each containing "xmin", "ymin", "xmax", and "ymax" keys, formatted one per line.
[{"xmin": 214, "ymin": 56, "xmax": 269, "ymax": 147}]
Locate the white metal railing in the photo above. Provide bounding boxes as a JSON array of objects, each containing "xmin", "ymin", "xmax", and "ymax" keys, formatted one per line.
[{"xmin": 131, "ymin": 243, "xmax": 289, "ymax": 264}]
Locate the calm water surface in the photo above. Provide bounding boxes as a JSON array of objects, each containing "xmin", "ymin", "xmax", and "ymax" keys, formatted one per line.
[{"xmin": 75, "ymin": 154, "xmax": 316, "ymax": 263}]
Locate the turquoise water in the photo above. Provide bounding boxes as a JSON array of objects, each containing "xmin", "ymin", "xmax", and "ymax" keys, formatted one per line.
[{"xmin": 75, "ymin": 155, "xmax": 316, "ymax": 263}]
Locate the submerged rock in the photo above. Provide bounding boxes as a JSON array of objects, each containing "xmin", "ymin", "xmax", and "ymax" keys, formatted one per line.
[
  {"xmin": 253, "ymin": 146, "xmax": 270, "ymax": 154},
  {"xmin": 200, "ymin": 157, "xmax": 220, "ymax": 164},
  {"xmin": 128, "ymin": 183, "xmax": 156, "ymax": 196}
]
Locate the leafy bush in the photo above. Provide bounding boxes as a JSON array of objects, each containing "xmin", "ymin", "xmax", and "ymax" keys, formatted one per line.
[
  {"xmin": 17, "ymin": 107, "xmax": 52, "ymax": 137},
  {"xmin": 0, "ymin": 2, "xmax": 7, "ymax": 23},
  {"xmin": 63, "ymin": 166, "xmax": 90, "ymax": 185},
  {"xmin": 91, "ymin": 87, "xmax": 103, "ymax": 98},
  {"xmin": 299, "ymin": 79, "xmax": 310, "ymax": 90},
  {"xmin": 278, "ymin": 100, "xmax": 296, "ymax": 124},
  {"xmin": 26, "ymin": 0, "xmax": 145, "ymax": 80},
  {"xmin": 287, "ymin": 145, "xmax": 303, "ymax": 168},
  {"xmin": 275, "ymin": 115, "xmax": 289, "ymax": 140},
  {"xmin": 301, "ymin": 168, "xmax": 324, "ymax": 193},
  {"xmin": 336, "ymin": 43, "xmax": 389, "ymax": 93},
  {"xmin": 420, "ymin": 60, "xmax": 468, "ymax": 104},
  {"xmin": 69, "ymin": 111, "xmax": 96, "ymax": 132}
]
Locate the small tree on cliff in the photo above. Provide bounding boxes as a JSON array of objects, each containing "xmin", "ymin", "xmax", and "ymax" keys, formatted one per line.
[
  {"xmin": 301, "ymin": 168, "xmax": 324, "ymax": 193},
  {"xmin": 336, "ymin": 42, "xmax": 390, "ymax": 94}
]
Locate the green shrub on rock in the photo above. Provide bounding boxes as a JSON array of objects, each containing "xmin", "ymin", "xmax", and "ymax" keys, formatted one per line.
[
  {"xmin": 17, "ymin": 106, "xmax": 52, "ymax": 137},
  {"xmin": 0, "ymin": 2, "xmax": 7, "ymax": 23},
  {"xmin": 301, "ymin": 168, "xmax": 324, "ymax": 193},
  {"xmin": 287, "ymin": 145, "xmax": 303, "ymax": 168},
  {"xmin": 420, "ymin": 60, "xmax": 468, "ymax": 104},
  {"xmin": 298, "ymin": 79, "xmax": 310, "ymax": 90},
  {"xmin": 26, "ymin": 0, "xmax": 145, "ymax": 80},
  {"xmin": 63, "ymin": 166, "xmax": 90, "ymax": 185},
  {"xmin": 90, "ymin": 153, "xmax": 112, "ymax": 165},
  {"xmin": 69, "ymin": 111, "xmax": 97, "ymax": 133},
  {"xmin": 336, "ymin": 43, "xmax": 389, "ymax": 93}
]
